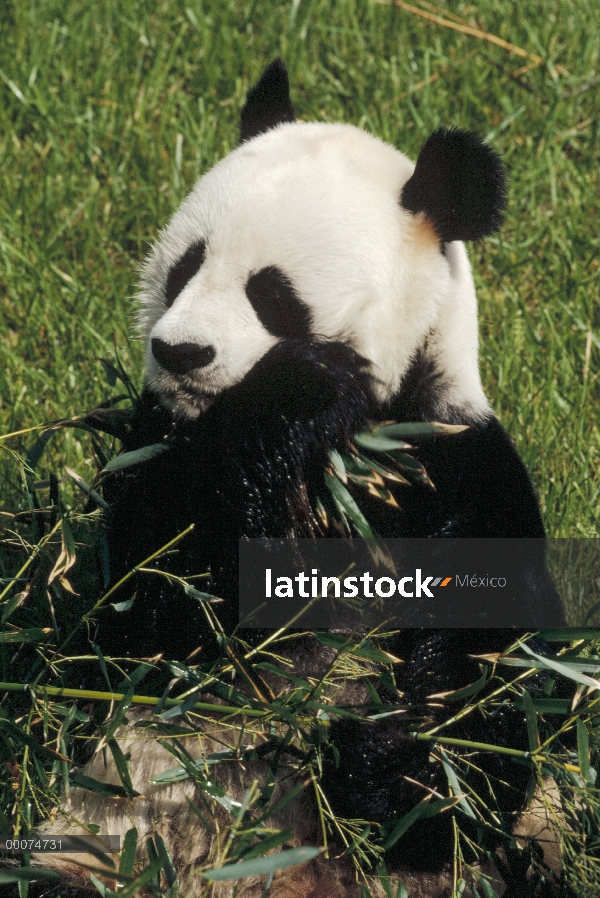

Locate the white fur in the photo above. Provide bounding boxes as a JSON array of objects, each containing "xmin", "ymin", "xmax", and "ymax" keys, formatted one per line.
[{"xmin": 139, "ymin": 122, "xmax": 489, "ymax": 421}]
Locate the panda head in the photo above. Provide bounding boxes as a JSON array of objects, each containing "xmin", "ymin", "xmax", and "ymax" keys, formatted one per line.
[{"xmin": 140, "ymin": 59, "xmax": 506, "ymax": 422}]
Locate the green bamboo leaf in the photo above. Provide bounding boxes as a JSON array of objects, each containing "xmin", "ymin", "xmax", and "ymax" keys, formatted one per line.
[
  {"xmin": 203, "ymin": 847, "xmax": 322, "ymax": 880},
  {"xmin": 480, "ymin": 878, "xmax": 501, "ymax": 898},
  {"xmin": 347, "ymin": 470, "xmax": 382, "ymax": 488},
  {"xmin": 238, "ymin": 829, "xmax": 294, "ymax": 860},
  {"xmin": 64, "ymin": 466, "xmax": 109, "ymax": 510},
  {"xmin": 500, "ymin": 654, "xmax": 600, "ymax": 672},
  {"xmin": 88, "ymin": 873, "xmax": 110, "ymax": 897},
  {"xmin": 183, "ymin": 584, "xmax": 218, "ymax": 602},
  {"xmin": 156, "ymin": 749, "xmax": 242, "ymax": 812},
  {"xmin": 103, "ymin": 443, "xmax": 170, "ymax": 473},
  {"xmin": 328, "ymin": 449, "xmax": 347, "ymax": 482},
  {"xmin": 0, "ymin": 870, "xmax": 61, "ymax": 884},
  {"xmin": 107, "ymin": 737, "xmax": 136, "ymax": 797},
  {"xmin": 341, "ymin": 452, "xmax": 380, "ymax": 477},
  {"xmin": 151, "ymin": 833, "xmax": 178, "ymax": 888},
  {"xmin": 521, "ymin": 689, "xmax": 540, "ymax": 752},
  {"xmin": 438, "ymin": 667, "xmax": 489, "ymax": 702},
  {"xmin": 576, "ymin": 718, "xmax": 591, "ymax": 783},
  {"xmin": 514, "ymin": 698, "xmax": 571, "ymax": 715},
  {"xmin": 539, "ymin": 628, "xmax": 600, "ymax": 641},
  {"xmin": 114, "ymin": 857, "xmax": 165, "ymax": 898},
  {"xmin": 0, "ymin": 627, "xmax": 52, "ymax": 643},
  {"xmin": 254, "ymin": 662, "xmax": 311, "ymax": 688},
  {"xmin": 324, "ymin": 471, "xmax": 375, "ymax": 538},
  {"xmin": 382, "ymin": 798, "xmax": 458, "ymax": 849},
  {"xmin": 378, "ymin": 422, "xmax": 469, "ymax": 437},
  {"xmin": 313, "ymin": 632, "xmax": 400, "ymax": 663},
  {"xmin": 69, "ymin": 772, "xmax": 133, "ymax": 798},
  {"xmin": 119, "ymin": 828, "xmax": 138, "ymax": 878},
  {"xmin": 314, "ymin": 495, "xmax": 329, "ymax": 528},
  {"xmin": 354, "ymin": 432, "xmax": 410, "ymax": 451},
  {"xmin": 151, "ymin": 751, "xmax": 237, "ymax": 785},
  {"xmin": 357, "ymin": 455, "xmax": 410, "ymax": 485},
  {"xmin": 439, "ymin": 749, "xmax": 477, "ymax": 819},
  {"xmin": 396, "ymin": 882, "xmax": 409, "ymax": 898},
  {"xmin": 505, "ymin": 645, "xmax": 600, "ymax": 689},
  {"xmin": 112, "ymin": 598, "xmax": 135, "ymax": 612},
  {"xmin": 387, "ymin": 452, "xmax": 432, "ymax": 486}
]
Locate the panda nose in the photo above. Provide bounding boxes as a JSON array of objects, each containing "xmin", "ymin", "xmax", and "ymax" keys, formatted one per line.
[{"xmin": 151, "ymin": 338, "xmax": 215, "ymax": 375}]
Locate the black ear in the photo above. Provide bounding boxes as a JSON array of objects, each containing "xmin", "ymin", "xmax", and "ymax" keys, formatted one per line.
[
  {"xmin": 239, "ymin": 59, "xmax": 295, "ymax": 144},
  {"xmin": 400, "ymin": 128, "xmax": 507, "ymax": 243}
]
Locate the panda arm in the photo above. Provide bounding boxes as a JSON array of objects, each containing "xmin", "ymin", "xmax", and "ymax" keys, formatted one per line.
[{"xmin": 199, "ymin": 337, "xmax": 374, "ymax": 538}]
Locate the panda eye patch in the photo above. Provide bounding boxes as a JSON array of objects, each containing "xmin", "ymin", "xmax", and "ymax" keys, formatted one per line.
[
  {"xmin": 165, "ymin": 240, "xmax": 207, "ymax": 308},
  {"xmin": 246, "ymin": 266, "xmax": 311, "ymax": 338}
]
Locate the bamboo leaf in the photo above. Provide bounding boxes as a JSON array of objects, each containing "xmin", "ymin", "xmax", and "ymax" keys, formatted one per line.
[
  {"xmin": 514, "ymin": 697, "xmax": 572, "ymax": 715},
  {"xmin": 429, "ymin": 667, "xmax": 489, "ymax": 702},
  {"xmin": 355, "ymin": 432, "xmax": 411, "ymax": 451},
  {"xmin": 114, "ymin": 857, "xmax": 165, "ymax": 898},
  {"xmin": 64, "ymin": 465, "xmax": 109, "ymax": 510},
  {"xmin": 521, "ymin": 688, "xmax": 540, "ymax": 752},
  {"xmin": 504, "ymin": 645, "xmax": 600, "ymax": 689},
  {"xmin": 357, "ymin": 455, "xmax": 410, "ymax": 485},
  {"xmin": 183, "ymin": 584, "xmax": 219, "ymax": 603},
  {"xmin": 378, "ymin": 422, "xmax": 469, "ymax": 437},
  {"xmin": 576, "ymin": 718, "xmax": 591, "ymax": 783},
  {"xmin": 439, "ymin": 749, "xmax": 477, "ymax": 819},
  {"xmin": 69, "ymin": 772, "xmax": 133, "ymax": 798},
  {"xmin": 0, "ymin": 627, "xmax": 52, "ymax": 644},
  {"xmin": 324, "ymin": 471, "xmax": 375, "ymax": 538},
  {"xmin": 103, "ymin": 443, "xmax": 170, "ymax": 473},
  {"xmin": 203, "ymin": 847, "xmax": 322, "ymax": 880},
  {"xmin": 328, "ymin": 449, "xmax": 347, "ymax": 482},
  {"xmin": 314, "ymin": 632, "xmax": 400, "ymax": 663},
  {"xmin": 119, "ymin": 828, "xmax": 138, "ymax": 878},
  {"xmin": 382, "ymin": 797, "xmax": 458, "ymax": 849},
  {"xmin": 107, "ymin": 737, "xmax": 136, "ymax": 797},
  {"xmin": 539, "ymin": 628, "xmax": 600, "ymax": 641},
  {"xmin": 0, "ymin": 870, "xmax": 61, "ymax": 884}
]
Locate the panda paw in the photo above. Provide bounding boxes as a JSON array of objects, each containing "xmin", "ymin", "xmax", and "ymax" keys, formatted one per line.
[{"xmin": 208, "ymin": 338, "xmax": 374, "ymax": 451}]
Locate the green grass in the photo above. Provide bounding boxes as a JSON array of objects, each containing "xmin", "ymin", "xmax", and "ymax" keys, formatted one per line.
[{"xmin": 1, "ymin": 0, "xmax": 598, "ymax": 537}]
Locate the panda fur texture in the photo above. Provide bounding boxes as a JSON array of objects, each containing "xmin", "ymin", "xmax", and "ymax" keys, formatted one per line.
[{"xmin": 36, "ymin": 60, "xmax": 568, "ymax": 897}]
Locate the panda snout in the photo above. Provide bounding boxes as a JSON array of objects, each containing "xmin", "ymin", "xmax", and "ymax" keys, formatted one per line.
[{"xmin": 151, "ymin": 338, "xmax": 216, "ymax": 375}]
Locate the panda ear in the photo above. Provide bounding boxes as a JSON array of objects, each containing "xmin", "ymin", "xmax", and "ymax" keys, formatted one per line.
[
  {"xmin": 400, "ymin": 128, "xmax": 507, "ymax": 243},
  {"xmin": 239, "ymin": 59, "xmax": 296, "ymax": 144}
]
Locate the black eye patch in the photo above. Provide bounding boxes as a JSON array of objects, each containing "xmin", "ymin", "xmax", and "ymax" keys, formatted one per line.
[
  {"xmin": 165, "ymin": 240, "xmax": 207, "ymax": 308},
  {"xmin": 245, "ymin": 266, "xmax": 311, "ymax": 338}
]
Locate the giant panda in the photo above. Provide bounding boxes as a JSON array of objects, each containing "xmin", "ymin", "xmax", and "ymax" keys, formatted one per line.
[{"xmin": 35, "ymin": 60, "xmax": 567, "ymax": 897}]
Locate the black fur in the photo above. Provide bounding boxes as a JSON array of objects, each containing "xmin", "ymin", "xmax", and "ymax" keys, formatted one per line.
[
  {"xmin": 401, "ymin": 127, "xmax": 507, "ymax": 242},
  {"xmin": 246, "ymin": 266, "xmax": 311, "ymax": 338},
  {"xmin": 165, "ymin": 240, "xmax": 206, "ymax": 307},
  {"xmin": 239, "ymin": 58, "xmax": 295, "ymax": 143}
]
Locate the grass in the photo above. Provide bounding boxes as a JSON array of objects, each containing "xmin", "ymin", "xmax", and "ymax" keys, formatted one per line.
[
  {"xmin": 0, "ymin": 0, "xmax": 599, "ymax": 537},
  {"xmin": 0, "ymin": 1, "xmax": 600, "ymax": 896}
]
